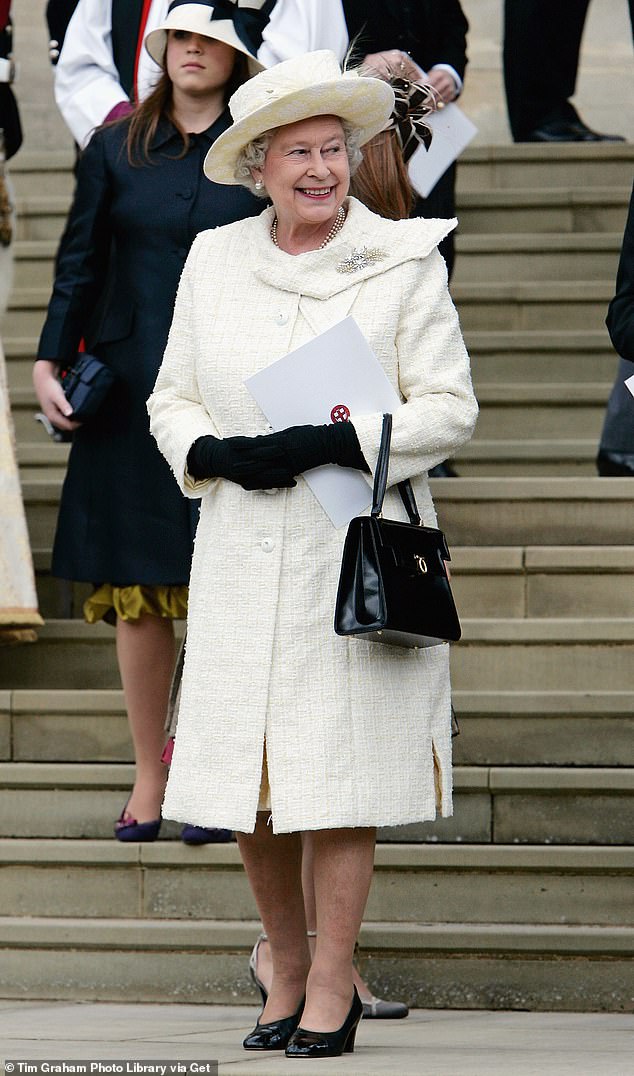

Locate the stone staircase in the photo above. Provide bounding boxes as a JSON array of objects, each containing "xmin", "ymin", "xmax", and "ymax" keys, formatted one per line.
[{"xmin": 0, "ymin": 144, "xmax": 633, "ymax": 1011}]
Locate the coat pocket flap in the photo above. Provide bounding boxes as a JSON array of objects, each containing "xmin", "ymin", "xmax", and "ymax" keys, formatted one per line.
[{"xmin": 93, "ymin": 300, "xmax": 135, "ymax": 345}]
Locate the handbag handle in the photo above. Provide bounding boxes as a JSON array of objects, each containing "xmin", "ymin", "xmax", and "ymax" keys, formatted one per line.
[{"xmin": 370, "ymin": 413, "xmax": 422, "ymax": 526}]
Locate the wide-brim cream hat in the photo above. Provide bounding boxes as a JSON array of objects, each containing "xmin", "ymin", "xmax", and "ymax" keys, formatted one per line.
[
  {"xmin": 145, "ymin": 1, "xmax": 265, "ymax": 76},
  {"xmin": 203, "ymin": 50, "xmax": 395, "ymax": 184}
]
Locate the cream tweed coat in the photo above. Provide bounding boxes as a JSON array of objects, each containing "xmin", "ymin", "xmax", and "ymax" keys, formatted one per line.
[{"xmin": 147, "ymin": 197, "xmax": 478, "ymax": 834}]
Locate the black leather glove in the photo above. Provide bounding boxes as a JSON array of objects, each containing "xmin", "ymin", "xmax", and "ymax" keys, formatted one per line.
[
  {"xmin": 276, "ymin": 422, "xmax": 370, "ymax": 476},
  {"xmin": 187, "ymin": 434, "xmax": 297, "ymax": 491}
]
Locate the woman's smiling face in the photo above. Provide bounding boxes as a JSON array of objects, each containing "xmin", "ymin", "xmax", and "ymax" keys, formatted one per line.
[{"xmin": 254, "ymin": 115, "xmax": 351, "ymax": 231}]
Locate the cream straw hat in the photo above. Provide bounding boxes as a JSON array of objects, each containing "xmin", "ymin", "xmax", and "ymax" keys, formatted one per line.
[
  {"xmin": 145, "ymin": 1, "xmax": 265, "ymax": 76},
  {"xmin": 203, "ymin": 50, "xmax": 395, "ymax": 185}
]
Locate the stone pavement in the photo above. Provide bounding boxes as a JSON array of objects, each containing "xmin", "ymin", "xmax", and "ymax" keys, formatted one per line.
[{"xmin": 1, "ymin": 1001, "xmax": 633, "ymax": 1076}]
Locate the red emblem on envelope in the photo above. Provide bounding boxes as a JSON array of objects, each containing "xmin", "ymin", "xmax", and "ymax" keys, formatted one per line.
[{"xmin": 330, "ymin": 404, "xmax": 350, "ymax": 423}]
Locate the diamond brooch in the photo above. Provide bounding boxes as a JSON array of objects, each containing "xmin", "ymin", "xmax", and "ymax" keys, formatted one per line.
[{"xmin": 336, "ymin": 246, "xmax": 386, "ymax": 274}]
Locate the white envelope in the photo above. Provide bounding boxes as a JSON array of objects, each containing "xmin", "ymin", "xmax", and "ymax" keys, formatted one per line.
[
  {"xmin": 408, "ymin": 102, "xmax": 477, "ymax": 199},
  {"xmin": 245, "ymin": 317, "xmax": 402, "ymax": 528}
]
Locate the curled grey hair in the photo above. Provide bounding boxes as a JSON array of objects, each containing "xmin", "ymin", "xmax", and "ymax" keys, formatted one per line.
[{"xmin": 234, "ymin": 121, "xmax": 364, "ymax": 196}]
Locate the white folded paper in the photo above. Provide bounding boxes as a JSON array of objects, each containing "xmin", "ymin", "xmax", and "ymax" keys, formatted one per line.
[
  {"xmin": 408, "ymin": 102, "xmax": 477, "ymax": 199},
  {"xmin": 245, "ymin": 317, "xmax": 402, "ymax": 528},
  {"xmin": 625, "ymin": 373, "xmax": 634, "ymax": 399}
]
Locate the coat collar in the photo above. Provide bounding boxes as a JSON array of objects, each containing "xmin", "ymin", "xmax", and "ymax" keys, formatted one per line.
[
  {"xmin": 148, "ymin": 108, "xmax": 232, "ymax": 152},
  {"xmin": 249, "ymin": 196, "xmax": 456, "ymax": 299}
]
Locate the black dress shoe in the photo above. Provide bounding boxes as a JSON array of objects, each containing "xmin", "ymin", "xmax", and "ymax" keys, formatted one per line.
[
  {"xmin": 596, "ymin": 450, "xmax": 634, "ymax": 476},
  {"xmin": 526, "ymin": 119, "xmax": 625, "ymax": 143},
  {"xmin": 243, "ymin": 998, "xmax": 304, "ymax": 1051},
  {"xmin": 285, "ymin": 987, "xmax": 363, "ymax": 1058}
]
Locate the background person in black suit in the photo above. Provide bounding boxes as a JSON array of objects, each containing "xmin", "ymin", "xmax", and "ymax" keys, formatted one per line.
[
  {"xmin": 504, "ymin": 0, "xmax": 632, "ymax": 142},
  {"xmin": 343, "ymin": 0, "xmax": 469, "ymax": 280},
  {"xmin": 0, "ymin": 0, "xmax": 21, "ymax": 159},
  {"xmin": 597, "ymin": 181, "xmax": 634, "ymax": 476},
  {"xmin": 45, "ymin": 0, "xmax": 80, "ymax": 63}
]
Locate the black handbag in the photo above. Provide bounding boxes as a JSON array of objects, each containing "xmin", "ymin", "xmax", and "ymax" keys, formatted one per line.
[
  {"xmin": 58, "ymin": 352, "xmax": 115, "ymax": 421},
  {"xmin": 334, "ymin": 413, "xmax": 461, "ymax": 649}
]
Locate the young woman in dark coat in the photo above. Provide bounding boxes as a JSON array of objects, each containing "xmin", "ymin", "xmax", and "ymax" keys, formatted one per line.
[{"xmin": 33, "ymin": 1, "xmax": 264, "ymax": 844}]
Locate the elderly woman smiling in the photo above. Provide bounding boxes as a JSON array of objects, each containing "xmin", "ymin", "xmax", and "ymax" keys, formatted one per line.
[{"xmin": 148, "ymin": 51, "xmax": 477, "ymax": 1059}]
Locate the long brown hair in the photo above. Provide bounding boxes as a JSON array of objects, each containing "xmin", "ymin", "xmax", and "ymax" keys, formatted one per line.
[
  {"xmin": 350, "ymin": 128, "xmax": 416, "ymax": 221},
  {"xmin": 124, "ymin": 51, "xmax": 249, "ymax": 166}
]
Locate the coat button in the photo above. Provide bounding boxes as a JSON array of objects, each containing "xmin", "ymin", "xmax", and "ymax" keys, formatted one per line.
[
  {"xmin": 274, "ymin": 312, "xmax": 288, "ymax": 325},
  {"xmin": 260, "ymin": 538, "xmax": 275, "ymax": 552}
]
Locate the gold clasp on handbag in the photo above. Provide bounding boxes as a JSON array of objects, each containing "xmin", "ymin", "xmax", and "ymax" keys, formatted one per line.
[{"xmin": 414, "ymin": 554, "xmax": 428, "ymax": 575}]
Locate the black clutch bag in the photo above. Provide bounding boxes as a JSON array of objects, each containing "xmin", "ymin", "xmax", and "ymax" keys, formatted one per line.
[
  {"xmin": 59, "ymin": 352, "xmax": 115, "ymax": 421},
  {"xmin": 334, "ymin": 413, "xmax": 461, "ymax": 649}
]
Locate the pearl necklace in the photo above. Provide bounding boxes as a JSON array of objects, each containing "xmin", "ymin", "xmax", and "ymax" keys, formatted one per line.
[{"xmin": 271, "ymin": 205, "xmax": 346, "ymax": 250}]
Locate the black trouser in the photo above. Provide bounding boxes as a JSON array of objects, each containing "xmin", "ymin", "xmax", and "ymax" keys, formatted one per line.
[
  {"xmin": 504, "ymin": 0, "xmax": 634, "ymax": 140},
  {"xmin": 503, "ymin": 0, "xmax": 591, "ymax": 140}
]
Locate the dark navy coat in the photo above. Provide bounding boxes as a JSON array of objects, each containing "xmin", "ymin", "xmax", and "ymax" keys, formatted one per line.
[{"xmin": 37, "ymin": 111, "xmax": 262, "ymax": 585}]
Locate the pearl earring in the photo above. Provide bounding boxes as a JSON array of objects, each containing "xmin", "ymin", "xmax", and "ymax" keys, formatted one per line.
[{"xmin": 255, "ymin": 180, "xmax": 263, "ymax": 191}]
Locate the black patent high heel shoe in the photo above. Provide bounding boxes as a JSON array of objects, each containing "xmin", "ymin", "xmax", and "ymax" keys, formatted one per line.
[
  {"xmin": 285, "ymin": 986, "xmax": 363, "ymax": 1058},
  {"xmin": 243, "ymin": 996, "xmax": 304, "ymax": 1051}
]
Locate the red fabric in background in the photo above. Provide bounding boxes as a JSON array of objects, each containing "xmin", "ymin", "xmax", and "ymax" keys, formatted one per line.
[
  {"xmin": 132, "ymin": 0, "xmax": 154, "ymax": 101},
  {"xmin": 0, "ymin": 1, "xmax": 12, "ymax": 34}
]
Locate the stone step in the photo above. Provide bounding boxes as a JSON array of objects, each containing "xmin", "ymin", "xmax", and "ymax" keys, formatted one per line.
[
  {"xmin": 9, "ymin": 380, "xmax": 614, "ymax": 448},
  {"xmin": 4, "ymin": 331, "xmax": 620, "ymax": 397},
  {"xmin": 0, "ymin": 915, "xmax": 631, "ymax": 1010},
  {"xmin": 1, "ymin": 617, "xmax": 633, "ymax": 694},
  {"xmin": 30, "ymin": 551, "xmax": 91, "ymax": 620},
  {"xmin": 453, "ymin": 282, "xmax": 613, "ymax": 332},
  {"xmin": 453, "ymin": 233, "xmax": 622, "ymax": 284},
  {"xmin": 6, "ymin": 443, "xmax": 592, "ymax": 483},
  {"xmin": 450, "ymin": 546, "xmax": 634, "ymax": 620},
  {"xmin": 28, "ymin": 544, "xmax": 634, "ymax": 621},
  {"xmin": 433, "ymin": 477, "xmax": 634, "ymax": 545},
  {"xmin": 7, "ymin": 235, "xmax": 620, "ymax": 299},
  {"xmin": 14, "ymin": 195, "xmax": 72, "ymax": 241},
  {"xmin": 16, "ymin": 442, "xmax": 68, "ymax": 482},
  {"xmin": 455, "ymin": 440, "xmax": 596, "ymax": 477},
  {"xmin": 451, "ymin": 618, "xmax": 634, "ymax": 693},
  {"xmin": 2, "ymin": 273, "xmax": 620, "ymax": 344},
  {"xmin": 456, "ymin": 187, "xmax": 631, "ymax": 235},
  {"xmin": 474, "ymin": 383, "xmax": 609, "ymax": 439},
  {"xmin": 11, "ymin": 143, "xmax": 634, "ymax": 195},
  {"xmin": 1, "ymin": 760, "xmax": 632, "ymax": 845},
  {"xmin": 457, "ymin": 143, "xmax": 634, "ymax": 191},
  {"xmin": 451, "ymin": 691, "xmax": 634, "ymax": 768},
  {"xmin": 19, "ymin": 476, "xmax": 634, "ymax": 553},
  {"xmin": 11, "ymin": 187, "xmax": 631, "ymax": 246},
  {"xmin": 12, "ymin": 442, "xmax": 604, "ymax": 487},
  {"xmin": 1, "ymin": 840, "xmax": 632, "ymax": 927},
  {"xmin": 466, "ymin": 330, "xmax": 617, "ymax": 384},
  {"xmin": 7, "ymin": 152, "xmax": 75, "ymax": 199},
  {"xmin": 10, "ymin": 245, "xmax": 56, "ymax": 291},
  {"xmin": 3, "ymin": 688, "xmax": 632, "ymax": 768}
]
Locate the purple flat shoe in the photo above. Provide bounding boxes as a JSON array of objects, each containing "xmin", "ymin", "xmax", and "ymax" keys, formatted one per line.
[{"xmin": 114, "ymin": 808, "xmax": 161, "ymax": 842}]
